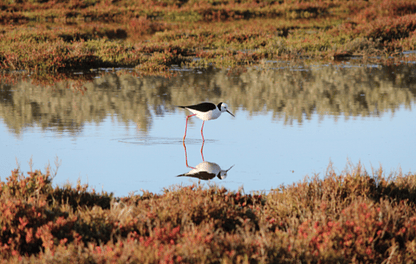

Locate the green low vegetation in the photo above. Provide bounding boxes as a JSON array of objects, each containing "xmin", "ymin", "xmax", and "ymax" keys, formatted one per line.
[{"xmin": 1, "ymin": 164, "xmax": 416, "ymax": 262}]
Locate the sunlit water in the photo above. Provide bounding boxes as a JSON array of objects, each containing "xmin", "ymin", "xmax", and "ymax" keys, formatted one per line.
[{"xmin": 1, "ymin": 61, "xmax": 416, "ymax": 197}]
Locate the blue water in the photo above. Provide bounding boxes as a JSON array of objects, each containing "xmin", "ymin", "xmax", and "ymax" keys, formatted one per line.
[{"xmin": 1, "ymin": 64, "xmax": 415, "ymax": 196}]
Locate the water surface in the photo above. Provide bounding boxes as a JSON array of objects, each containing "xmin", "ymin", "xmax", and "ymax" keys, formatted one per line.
[{"xmin": 1, "ymin": 61, "xmax": 415, "ymax": 196}]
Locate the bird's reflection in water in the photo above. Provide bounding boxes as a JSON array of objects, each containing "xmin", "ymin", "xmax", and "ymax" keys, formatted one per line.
[{"xmin": 178, "ymin": 142, "xmax": 234, "ymax": 180}]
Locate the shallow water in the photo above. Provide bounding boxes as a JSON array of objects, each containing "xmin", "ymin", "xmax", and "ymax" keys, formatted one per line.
[{"xmin": 1, "ymin": 61, "xmax": 416, "ymax": 196}]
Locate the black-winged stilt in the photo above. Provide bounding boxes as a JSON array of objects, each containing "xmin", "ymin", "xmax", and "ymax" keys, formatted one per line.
[
  {"xmin": 178, "ymin": 102, "xmax": 235, "ymax": 141},
  {"xmin": 177, "ymin": 161, "xmax": 234, "ymax": 180},
  {"xmin": 179, "ymin": 141, "xmax": 234, "ymax": 180}
]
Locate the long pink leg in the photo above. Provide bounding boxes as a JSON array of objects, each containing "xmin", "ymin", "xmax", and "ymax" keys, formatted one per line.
[
  {"xmin": 201, "ymin": 121, "xmax": 205, "ymax": 142},
  {"xmin": 183, "ymin": 114, "xmax": 196, "ymax": 141},
  {"xmin": 183, "ymin": 141, "xmax": 195, "ymax": 169},
  {"xmin": 200, "ymin": 141, "xmax": 205, "ymax": 161}
]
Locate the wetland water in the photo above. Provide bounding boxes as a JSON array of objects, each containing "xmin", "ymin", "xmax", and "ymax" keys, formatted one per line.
[{"xmin": 1, "ymin": 61, "xmax": 416, "ymax": 197}]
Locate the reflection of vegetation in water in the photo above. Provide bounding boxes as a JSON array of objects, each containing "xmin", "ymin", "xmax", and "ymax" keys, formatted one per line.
[
  {"xmin": 0, "ymin": 74, "xmax": 157, "ymax": 134},
  {"xmin": 1, "ymin": 63, "xmax": 415, "ymax": 134},
  {"xmin": 233, "ymin": 64, "xmax": 416, "ymax": 124}
]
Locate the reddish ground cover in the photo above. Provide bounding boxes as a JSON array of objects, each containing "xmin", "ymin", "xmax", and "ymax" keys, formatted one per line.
[
  {"xmin": 0, "ymin": 0, "xmax": 414, "ymax": 73},
  {"xmin": 1, "ymin": 164, "xmax": 416, "ymax": 263}
]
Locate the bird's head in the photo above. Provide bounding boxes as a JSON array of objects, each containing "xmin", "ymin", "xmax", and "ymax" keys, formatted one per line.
[
  {"xmin": 217, "ymin": 102, "xmax": 235, "ymax": 117},
  {"xmin": 217, "ymin": 165, "xmax": 234, "ymax": 180}
]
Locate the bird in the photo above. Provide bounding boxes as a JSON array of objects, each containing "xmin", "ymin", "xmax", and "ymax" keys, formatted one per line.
[
  {"xmin": 177, "ymin": 161, "xmax": 234, "ymax": 180},
  {"xmin": 178, "ymin": 102, "xmax": 235, "ymax": 141},
  {"xmin": 179, "ymin": 141, "xmax": 234, "ymax": 180}
]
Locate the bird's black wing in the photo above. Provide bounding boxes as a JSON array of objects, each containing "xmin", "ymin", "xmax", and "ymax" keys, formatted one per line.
[
  {"xmin": 179, "ymin": 102, "xmax": 216, "ymax": 112},
  {"xmin": 177, "ymin": 171, "xmax": 216, "ymax": 180}
]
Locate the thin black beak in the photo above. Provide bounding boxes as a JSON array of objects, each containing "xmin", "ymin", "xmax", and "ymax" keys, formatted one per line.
[{"xmin": 226, "ymin": 110, "xmax": 235, "ymax": 117}]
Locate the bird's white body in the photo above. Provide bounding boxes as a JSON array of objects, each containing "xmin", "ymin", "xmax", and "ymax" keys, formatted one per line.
[
  {"xmin": 178, "ymin": 161, "xmax": 233, "ymax": 180},
  {"xmin": 186, "ymin": 106, "xmax": 222, "ymax": 121},
  {"xmin": 184, "ymin": 161, "xmax": 222, "ymax": 178}
]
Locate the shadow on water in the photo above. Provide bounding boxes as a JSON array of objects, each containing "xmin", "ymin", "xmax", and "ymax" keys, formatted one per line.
[
  {"xmin": 178, "ymin": 141, "xmax": 234, "ymax": 181},
  {"xmin": 117, "ymin": 137, "xmax": 217, "ymax": 145}
]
